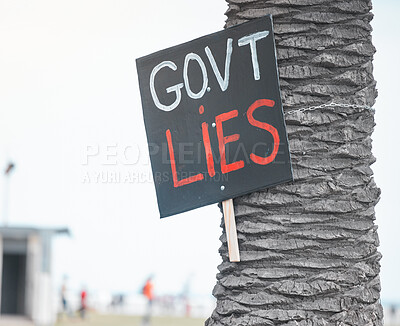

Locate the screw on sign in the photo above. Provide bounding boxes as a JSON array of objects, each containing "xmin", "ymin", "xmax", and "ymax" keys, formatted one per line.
[{"xmin": 136, "ymin": 15, "xmax": 293, "ymax": 262}]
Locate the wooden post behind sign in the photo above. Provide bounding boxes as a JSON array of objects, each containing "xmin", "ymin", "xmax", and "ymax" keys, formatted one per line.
[{"xmin": 222, "ymin": 199, "xmax": 240, "ymax": 262}]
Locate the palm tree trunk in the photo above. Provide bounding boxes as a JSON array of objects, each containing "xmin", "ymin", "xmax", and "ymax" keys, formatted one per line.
[{"xmin": 207, "ymin": 0, "xmax": 382, "ymax": 325}]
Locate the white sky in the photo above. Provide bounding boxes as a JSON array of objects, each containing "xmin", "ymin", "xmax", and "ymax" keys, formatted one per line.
[{"xmin": 0, "ymin": 0, "xmax": 398, "ymax": 304}]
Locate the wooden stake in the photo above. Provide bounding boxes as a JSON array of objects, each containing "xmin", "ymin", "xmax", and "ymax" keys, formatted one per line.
[{"xmin": 222, "ymin": 199, "xmax": 240, "ymax": 262}]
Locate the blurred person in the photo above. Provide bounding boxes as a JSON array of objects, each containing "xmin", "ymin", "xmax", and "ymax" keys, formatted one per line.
[
  {"xmin": 390, "ymin": 305, "xmax": 397, "ymax": 324},
  {"xmin": 110, "ymin": 293, "xmax": 125, "ymax": 312},
  {"xmin": 60, "ymin": 278, "xmax": 69, "ymax": 316},
  {"xmin": 181, "ymin": 277, "xmax": 192, "ymax": 317},
  {"xmin": 79, "ymin": 288, "xmax": 88, "ymax": 319},
  {"xmin": 141, "ymin": 277, "xmax": 154, "ymax": 326},
  {"xmin": 118, "ymin": 293, "xmax": 124, "ymax": 307}
]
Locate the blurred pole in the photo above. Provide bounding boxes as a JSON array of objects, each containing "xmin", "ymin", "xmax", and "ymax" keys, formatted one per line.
[{"xmin": 3, "ymin": 162, "xmax": 15, "ymax": 226}]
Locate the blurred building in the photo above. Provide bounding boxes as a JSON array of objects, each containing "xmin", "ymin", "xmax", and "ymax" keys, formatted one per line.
[{"xmin": 0, "ymin": 226, "xmax": 68, "ymax": 326}]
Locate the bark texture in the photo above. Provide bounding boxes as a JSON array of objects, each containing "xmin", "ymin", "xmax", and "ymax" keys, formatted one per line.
[{"xmin": 206, "ymin": 0, "xmax": 382, "ymax": 325}]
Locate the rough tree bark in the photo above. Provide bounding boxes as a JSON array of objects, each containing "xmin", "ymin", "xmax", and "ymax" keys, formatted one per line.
[{"xmin": 206, "ymin": 0, "xmax": 382, "ymax": 325}]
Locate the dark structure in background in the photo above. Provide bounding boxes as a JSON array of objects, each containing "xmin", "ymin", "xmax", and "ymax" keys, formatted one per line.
[
  {"xmin": 0, "ymin": 227, "xmax": 69, "ymax": 325},
  {"xmin": 1, "ymin": 240, "xmax": 26, "ymax": 315},
  {"xmin": 207, "ymin": 0, "xmax": 382, "ymax": 325}
]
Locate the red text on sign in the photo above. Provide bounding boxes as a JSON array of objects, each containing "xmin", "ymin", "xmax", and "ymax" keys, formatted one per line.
[{"xmin": 166, "ymin": 99, "xmax": 280, "ymax": 188}]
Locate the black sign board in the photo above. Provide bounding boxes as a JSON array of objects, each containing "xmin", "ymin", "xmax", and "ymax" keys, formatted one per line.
[{"xmin": 136, "ymin": 15, "xmax": 293, "ymax": 218}]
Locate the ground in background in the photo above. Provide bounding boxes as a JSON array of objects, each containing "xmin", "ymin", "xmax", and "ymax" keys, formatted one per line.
[{"xmin": 56, "ymin": 314, "xmax": 205, "ymax": 326}]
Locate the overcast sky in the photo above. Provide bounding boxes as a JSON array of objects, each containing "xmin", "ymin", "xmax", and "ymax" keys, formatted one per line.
[{"xmin": 0, "ymin": 0, "xmax": 399, "ymax": 304}]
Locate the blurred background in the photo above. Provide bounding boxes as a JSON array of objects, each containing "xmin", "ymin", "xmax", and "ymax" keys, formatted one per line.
[{"xmin": 0, "ymin": 0, "xmax": 399, "ymax": 325}]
